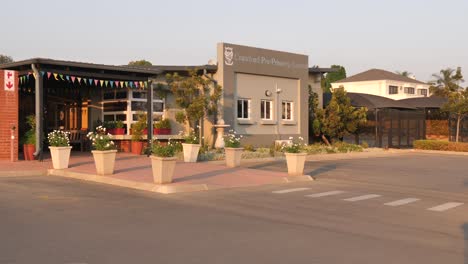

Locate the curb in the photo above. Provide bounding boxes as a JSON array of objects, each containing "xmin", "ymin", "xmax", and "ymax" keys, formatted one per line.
[
  {"xmin": 411, "ymin": 149, "xmax": 468, "ymax": 156},
  {"xmin": 0, "ymin": 170, "xmax": 47, "ymax": 177}
]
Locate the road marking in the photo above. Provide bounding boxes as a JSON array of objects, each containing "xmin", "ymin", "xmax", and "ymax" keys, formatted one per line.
[
  {"xmin": 384, "ymin": 198, "xmax": 420, "ymax": 207},
  {"xmin": 305, "ymin": 190, "xmax": 345, "ymax": 198},
  {"xmin": 344, "ymin": 194, "xmax": 381, "ymax": 202},
  {"xmin": 272, "ymin": 188, "xmax": 310, "ymax": 194},
  {"xmin": 427, "ymin": 202, "xmax": 464, "ymax": 212}
]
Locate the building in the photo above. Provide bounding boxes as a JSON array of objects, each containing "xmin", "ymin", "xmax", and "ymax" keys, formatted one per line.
[
  {"xmin": 0, "ymin": 43, "xmax": 333, "ymax": 160},
  {"xmin": 331, "ymin": 69, "xmax": 430, "ymax": 100}
]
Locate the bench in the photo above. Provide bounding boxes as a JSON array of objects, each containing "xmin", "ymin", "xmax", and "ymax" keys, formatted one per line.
[{"xmin": 68, "ymin": 130, "xmax": 87, "ymax": 152}]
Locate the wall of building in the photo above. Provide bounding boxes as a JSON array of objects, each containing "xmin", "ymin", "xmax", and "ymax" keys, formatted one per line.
[
  {"xmin": 0, "ymin": 70, "xmax": 19, "ymax": 161},
  {"xmin": 308, "ymin": 73, "xmax": 323, "ymax": 108},
  {"xmin": 332, "ymin": 80, "xmax": 430, "ymax": 100},
  {"xmin": 217, "ymin": 42, "xmax": 309, "ymax": 146}
]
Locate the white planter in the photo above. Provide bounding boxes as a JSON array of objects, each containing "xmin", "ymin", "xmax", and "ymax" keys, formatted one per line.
[
  {"xmin": 225, "ymin": 147, "xmax": 243, "ymax": 168},
  {"xmin": 182, "ymin": 143, "xmax": 201, "ymax": 163},
  {"xmin": 91, "ymin": 150, "xmax": 117, "ymax": 175},
  {"xmin": 285, "ymin": 152, "xmax": 307, "ymax": 176},
  {"xmin": 150, "ymin": 156, "xmax": 177, "ymax": 184},
  {"xmin": 49, "ymin": 146, "xmax": 72, "ymax": 169}
]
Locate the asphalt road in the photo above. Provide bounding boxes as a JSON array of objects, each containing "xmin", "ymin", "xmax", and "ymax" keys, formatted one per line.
[{"xmin": 1, "ymin": 153, "xmax": 468, "ymax": 264}]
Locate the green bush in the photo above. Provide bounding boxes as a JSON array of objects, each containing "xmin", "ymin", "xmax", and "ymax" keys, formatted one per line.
[
  {"xmin": 413, "ymin": 140, "xmax": 468, "ymax": 152},
  {"xmin": 23, "ymin": 115, "xmax": 36, "ymax": 145},
  {"xmin": 151, "ymin": 140, "xmax": 176, "ymax": 157}
]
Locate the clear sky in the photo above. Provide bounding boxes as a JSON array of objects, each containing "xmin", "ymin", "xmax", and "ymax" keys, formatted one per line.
[{"xmin": 1, "ymin": 0, "xmax": 467, "ymax": 84}]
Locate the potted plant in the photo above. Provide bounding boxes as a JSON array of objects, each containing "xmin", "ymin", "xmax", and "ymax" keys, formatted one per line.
[
  {"xmin": 47, "ymin": 130, "xmax": 72, "ymax": 169},
  {"xmin": 282, "ymin": 137, "xmax": 307, "ymax": 176},
  {"xmin": 114, "ymin": 120, "xmax": 125, "ymax": 135},
  {"xmin": 104, "ymin": 121, "xmax": 115, "ymax": 135},
  {"xmin": 224, "ymin": 129, "xmax": 243, "ymax": 168},
  {"xmin": 180, "ymin": 128, "xmax": 200, "ymax": 162},
  {"xmin": 150, "ymin": 139, "xmax": 177, "ymax": 184},
  {"xmin": 131, "ymin": 113, "xmax": 146, "ymax": 155},
  {"xmin": 87, "ymin": 126, "xmax": 117, "ymax": 175},
  {"xmin": 22, "ymin": 115, "xmax": 36, "ymax": 160},
  {"xmin": 154, "ymin": 118, "xmax": 172, "ymax": 135}
]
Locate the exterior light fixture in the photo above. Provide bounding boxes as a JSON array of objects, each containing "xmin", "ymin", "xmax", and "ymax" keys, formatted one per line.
[{"xmin": 265, "ymin": 90, "xmax": 272, "ymax": 97}]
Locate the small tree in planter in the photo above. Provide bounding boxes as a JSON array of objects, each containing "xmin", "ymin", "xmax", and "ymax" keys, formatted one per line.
[
  {"xmin": 22, "ymin": 115, "xmax": 36, "ymax": 160},
  {"xmin": 282, "ymin": 137, "xmax": 307, "ymax": 176},
  {"xmin": 224, "ymin": 130, "xmax": 243, "ymax": 168},
  {"xmin": 131, "ymin": 113, "xmax": 146, "ymax": 155},
  {"xmin": 114, "ymin": 120, "xmax": 125, "ymax": 135},
  {"xmin": 180, "ymin": 128, "xmax": 200, "ymax": 162},
  {"xmin": 47, "ymin": 130, "xmax": 72, "ymax": 169},
  {"xmin": 87, "ymin": 126, "xmax": 117, "ymax": 175},
  {"xmin": 150, "ymin": 139, "xmax": 177, "ymax": 184}
]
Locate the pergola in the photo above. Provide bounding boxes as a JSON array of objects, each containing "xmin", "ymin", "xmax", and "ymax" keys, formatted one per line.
[{"xmin": 0, "ymin": 58, "xmax": 160, "ymax": 160}]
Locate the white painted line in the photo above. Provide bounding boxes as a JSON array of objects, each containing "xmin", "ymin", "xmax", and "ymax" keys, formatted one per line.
[
  {"xmin": 384, "ymin": 198, "xmax": 420, "ymax": 207},
  {"xmin": 272, "ymin": 188, "xmax": 310, "ymax": 194},
  {"xmin": 344, "ymin": 194, "xmax": 381, "ymax": 202},
  {"xmin": 427, "ymin": 202, "xmax": 464, "ymax": 212},
  {"xmin": 305, "ymin": 190, "xmax": 345, "ymax": 198}
]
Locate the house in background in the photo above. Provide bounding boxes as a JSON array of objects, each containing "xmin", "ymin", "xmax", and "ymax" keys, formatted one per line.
[{"xmin": 331, "ymin": 69, "xmax": 430, "ymax": 100}]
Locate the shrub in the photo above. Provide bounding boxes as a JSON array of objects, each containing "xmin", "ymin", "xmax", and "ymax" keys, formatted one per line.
[
  {"xmin": 115, "ymin": 120, "xmax": 124, "ymax": 129},
  {"xmin": 333, "ymin": 142, "xmax": 364, "ymax": 153},
  {"xmin": 154, "ymin": 118, "xmax": 171, "ymax": 129},
  {"xmin": 413, "ymin": 140, "xmax": 468, "ymax": 152},
  {"xmin": 48, "ymin": 130, "xmax": 70, "ymax": 147},
  {"xmin": 281, "ymin": 137, "xmax": 306, "ymax": 153},
  {"xmin": 224, "ymin": 130, "xmax": 242, "ymax": 148},
  {"xmin": 87, "ymin": 126, "xmax": 116, "ymax": 151},
  {"xmin": 243, "ymin": 144, "xmax": 255, "ymax": 152},
  {"xmin": 23, "ymin": 115, "xmax": 36, "ymax": 145},
  {"xmin": 151, "ymin": 140, "xmax": 177, "ymax": 157}
]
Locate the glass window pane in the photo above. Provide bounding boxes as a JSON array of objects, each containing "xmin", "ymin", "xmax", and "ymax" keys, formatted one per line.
[
  {"xmin": 153, "ymin": 102, "xmax": 164, "ymax": 112},
  {"xmin": 244, "ymin": 100, "xmax": 248, "ymax": 118},
  {"xmin": 116, "ymin": 91, "xmax": 127, "ymax": 99},
  {"xmin": 266, "ymin": 101, "xmax": 271, "ymax": 119},
  {"xmin": 103, "ymin": 102, "xmax": 127, "ymax": 112},
  {"xmin": 261, "ymin": 100, "xmax": 265, "ymax": 119},
  {"xmin": 237, "ymin": 100, "xmax": 243, "ymax": 118}
]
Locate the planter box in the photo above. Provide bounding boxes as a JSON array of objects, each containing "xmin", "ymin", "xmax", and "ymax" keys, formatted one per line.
[
  {"xmin": 49, "ymin": 146, "xmax": 72, "ymax": 169},
  {"xmin": 182, "ymin": 143, "xmax": 201, "ymax": 162},
  {"xmin": 225, "ymin": 147, "xmax": 243, "ymax": 168},
  {"xmin": 23, "ymin": 144, "xmax": 35, "ymax": 160},
  {"xmin": 131, "ymin": 141, "xmax": 143, "ymax": 155},
  {"xmin": 112, "ymin": 128, "xmax": 125, "ymax": 135},
  {"xmin": 284, "ymin": 152, "xmax": 307, "ymax": 176},
  {"xmin": 91, "ymin": 150, "xmax": 117, "ymax": 175},
  {"xmin": 150, "ymin": 156, "xmax": 177, "ymax": 184},
  {"xmin": 154, "ymin": 128, "xmax": 171, "ymax": 135}
]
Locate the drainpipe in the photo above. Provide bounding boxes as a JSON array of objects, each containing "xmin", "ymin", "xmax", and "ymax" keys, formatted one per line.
[{"xmin": 31, "ymin": 63, "xmax": 43, "ymax": 160}]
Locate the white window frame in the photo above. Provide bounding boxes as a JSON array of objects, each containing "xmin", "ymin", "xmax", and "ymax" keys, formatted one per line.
[
  {"xmin": 418, "ymin": 89, "xmax": 428, "ymax": 96},
  {"xmin": 282, "ymin": 101, "xmax": 293, "ymax": 121},
  {"xmin": 389, "ymin": 85, "xmax": 398, "ymax": 95},
  {"xmin": 404, "ymin": 87, "xmax": 415, "ymax": 94},
  {"xmin": 237, "ymin": 98, "xmax": 251, "ymax": 120},
  {"xmin": 260, "ymin": 99, "xmax": 273, "ymax": 120}
]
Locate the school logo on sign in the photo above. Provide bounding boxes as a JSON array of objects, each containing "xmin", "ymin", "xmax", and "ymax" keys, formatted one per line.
[{"xmin": 224, "ymin": 47, "xmax": 234, "ymax": 66}]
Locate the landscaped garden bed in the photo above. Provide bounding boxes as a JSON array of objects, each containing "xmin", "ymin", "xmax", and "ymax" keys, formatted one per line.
[{"xmin": 413, "ymin": 140, "xmax": 468, "ymax": 152}]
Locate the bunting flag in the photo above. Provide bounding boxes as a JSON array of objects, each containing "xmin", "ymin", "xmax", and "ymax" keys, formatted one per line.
[
  {"xmin": 94, "ymin": 79, "xmax": 98, "ymax": 86},
  {"xmin": 115, "ymin": 81, "xmax": 119, "ymax": 88},
  {"xmin": 40, "ymin": 71, "xmax": 45, "ymax": 77},
  {"xmin": 99, "ymin": 80, "xmax": 104, "ymax": 87},
  {"xmin": 33, "ymin": 72, "xmax": 37, "ymax": 79},
  {"xmin": 59, "ymin": 74, "xmax": 64, "ymax": 80},
  {"xmin": 125, "ymin": 81, "xmax": 129, "ymax": 87},
  {"xmin": 71, "ymin": 76, "xmax": 76, "ymax": 83},
  {"xmin": 66, "ymin": 75, "xmax": 70, "ymax": 81},
  {"xmin": 47, "ymin": 72, "xmax": 52, "ymax": 79},
  {"xmin": 110, "ymin": 81, "xmax": 114, "ymax": 88},
  {"xmin": 77, "ymin": 77, "xmax": 82, "ymax": 83},
  {"xmin": 105, "ymin": 80, "xmax": 109, "ymax": 87},
  {"xmin": 53, "ymin": 73, "xmax": 59, "ymax": 80}
]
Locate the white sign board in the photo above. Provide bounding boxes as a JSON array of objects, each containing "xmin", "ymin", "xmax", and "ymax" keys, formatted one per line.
[{"xmin": 4, "ymin": 70, "xmax": 15, "ymax": 92}]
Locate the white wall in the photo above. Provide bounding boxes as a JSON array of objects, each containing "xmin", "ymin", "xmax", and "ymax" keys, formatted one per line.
[{"xmin": 331, "ymin": 80, "xmax": 430, "ymax": 100}]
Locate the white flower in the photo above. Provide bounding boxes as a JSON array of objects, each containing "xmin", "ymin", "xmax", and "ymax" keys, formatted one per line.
[{"xmin": 289, "ymin": 137, "xmax": 293, "ymax": 140}]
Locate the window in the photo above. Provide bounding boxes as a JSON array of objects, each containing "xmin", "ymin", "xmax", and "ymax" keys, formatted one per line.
[
  {"xmin": 418, "ymin": 89, "xmax": 428, "ymax": 96},
  {"xmin": 237, "ymin": 99, "xmax": 250, "ymax": 119},
  {"xmin": 260, "ymin": 100, "xmax": 273, "ymax": 120},
  {"xmin": 404, "ymin": 87, "xmax": 415, "ymax": 94},
  {"xmin": 282, "ymin": 101, "xmax": 293, "ymax": 120},
  {"xmin": 389, "ymin": 86, "xmax": 398, "ymax": 94}
]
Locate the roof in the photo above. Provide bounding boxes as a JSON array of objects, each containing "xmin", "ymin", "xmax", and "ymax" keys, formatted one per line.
[
  {"xmin": 309, "ymin": 67, "xmax": 338, "ymax": 74},
  {"xmin": 0, "ymin": 58, "xmax": 160, "ymax": 75},
  {"xmin": 127, "ymin": 64, "xmax": 218, "ymax": 74},
  {"xmin": 334, "ymin": 69, "xmax": 427, "ymax": 85},
  {"xmin": 399, "ymin": 96, "xmax": 447, "ymax": 108},
  {"xmin": 346, "ymin": 93, "xmax": 416, "ymax": 110}
]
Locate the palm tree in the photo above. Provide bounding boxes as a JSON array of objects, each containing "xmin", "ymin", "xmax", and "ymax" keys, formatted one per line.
[
  {"xmin": 396, "ymin": 70, "xmax": 412, "ymax": 77},
  {"xmin": 429, "ymin": 67, "xmax": 464, "ymax": 96}
]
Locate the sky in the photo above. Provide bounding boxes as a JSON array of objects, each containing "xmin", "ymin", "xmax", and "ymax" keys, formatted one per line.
[{"xmin": 1, "ymin": 0, "xmax": 467, "ymax": 84}]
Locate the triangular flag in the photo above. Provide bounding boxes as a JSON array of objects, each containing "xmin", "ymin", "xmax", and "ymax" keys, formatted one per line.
[
  {"xmin": 26, "ymin": 75, "xmax": 30, "ymax": 81},
  {"xmin": 59, "ymin": 74, "xmax": 64, "ymax": 80},
  {"xmin": 47, "ymin": 72, "xmax": 52, "ymax": 79},
  {"xmin": 115, "ymin": 81, "xmax": 119, "ymax": 87},
  {"xmin": 94, "ymin": 79, "xmax": 99, "ymax": 86},
  {"xmin": 140, "ymin": 81, "xmax": 144, "ymax": 88},
  {"xmin": 129, "ymin": 82, "xmax": 134, "ymax": 88},
  {"xmin": 40, "ymin": 71, "xmax": 45, "ymax": 77},
  {"xmin": 77, "ymin": 77, "xmax": 82, "ymax": 83},
  {"xmin": 53, "ymin": 73, "xmax": 59, "ymax": 80},
  {"xmin": 66, "ymin": 75, "xmax": 70, "ymax": 81},
  {"xmin": 100, "ymin": 80, "xmax": 104, "ymax": 87},
  {"xmin": 71, "ymin": 76, "xmax": 76, "ymax": 83},
  {"xmin": 110, "ymin": 81, "xmax": 114, "ymax": 88},
  {"xmin": 125, "ymin": 81, "xmax": 129, "ymax": 87},
  {"xmin": 105, "ymin": 80, "xmax": 109, "ymax": 87},
  {"xmin": 32, "ymin": 72, "xmax": 37, "ymax": 79},
  {"xmin": 89, "ymin": 79, "xmax": 93, "ymax": 85}
]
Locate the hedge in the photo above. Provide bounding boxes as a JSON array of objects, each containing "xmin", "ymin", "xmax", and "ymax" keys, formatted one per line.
[{"xmin": 413, "ymin": 140, "xmax": 468, "ymax": 152}]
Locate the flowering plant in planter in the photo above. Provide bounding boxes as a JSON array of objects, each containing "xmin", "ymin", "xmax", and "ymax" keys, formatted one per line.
[
  {"xmin": 150, "ymin": 139, "xmax": 177, "ymax": 157},
  {"xmin": 86, "ymin": 126, "xmax": 116, "ymax": 151},
  {"xmin": 224, "ymin": 129, "xmax": 243, "ymax": 148},
  {"xmin": 47, "ymin": 130, "xmax": 70, "ymax": 147},
  {"xmin": 179, "ymin": 128, "xmax": 198, "ymax": 144},
  {"xmin": 281, "ymin": 137, "xmax": 306, "ymax": 153}
]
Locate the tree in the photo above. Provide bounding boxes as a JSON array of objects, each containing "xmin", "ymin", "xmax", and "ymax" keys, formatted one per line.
[
  {"xmin": 128, "ymin": 60, "xmax": 152, "ymax": 67},
  {"xmin": 165, "ymin": 70, "xmax": 222, "ymax": 144},
  {"xmin": 429, "ymin": 67, "xmax": 464, "ymax": 96},
  {"xmin": 311, "ymin": 87, "xmax": 367, "ymax": 144},
  {"xmin": 396, "ymin": 70, "xmax": 412, "ymax": 77},
  {"xmin": 441, "ymin": 88, "xmax": 468, "ymax": 142},
  {"xmin": 322, "ymin": 65, "xmax": 346, "ymax": 93},
  {"xmin": 0, "ymin": 55, "xmax": 14, "ymax": 64}
]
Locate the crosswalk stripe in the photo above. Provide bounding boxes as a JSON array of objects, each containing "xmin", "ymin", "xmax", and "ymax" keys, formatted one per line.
[
  {"xmin": 384, "ymin": 198, "xmax": 420, "ymax": 206},
  {"xmin": 272, "ymin": 188, "xmax": 310, "ymax": 194},
  {"xmin": 344, "ymin": 194, "xmax": 381, "ymax": 202},
  {"xmin": 427, "ymin": 202, "xmax": 464, "ymax": 212},
  {"xmin": 305, "ymin": 190, "xmax": 345, "ymax": 198}
]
